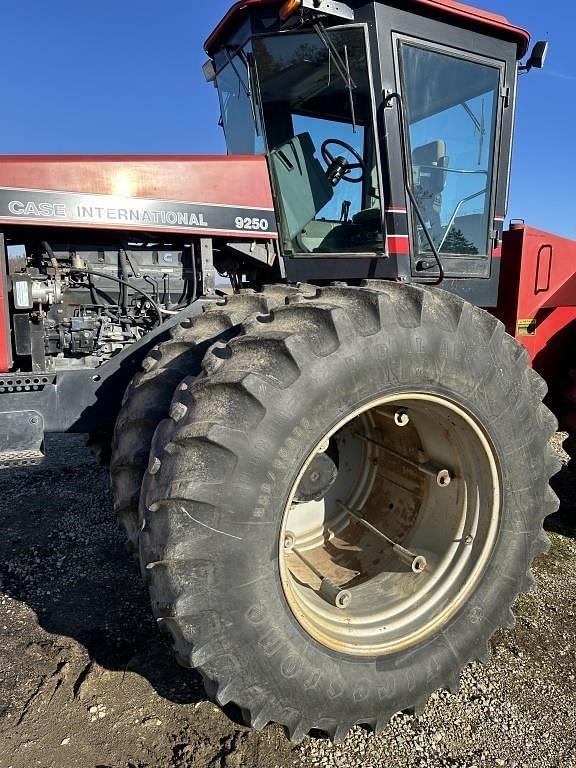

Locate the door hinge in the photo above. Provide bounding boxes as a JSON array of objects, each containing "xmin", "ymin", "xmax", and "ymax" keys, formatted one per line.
[
  {"xmin": 384, "ymin": 89, "xmax": 395, "ymax": 109},
  {"xmin": 501, "ymin": 86, "xmax": 510, "ymax": 107}
]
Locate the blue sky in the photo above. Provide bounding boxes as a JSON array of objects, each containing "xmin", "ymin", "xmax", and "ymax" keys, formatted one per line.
[{"xmin": 0, "ymin": 1, "xmax": 574, "ymax": 238}]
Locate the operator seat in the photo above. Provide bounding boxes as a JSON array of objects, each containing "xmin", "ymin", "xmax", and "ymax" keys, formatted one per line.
[
  {"xmin": 270, "ymin": 133, "xmax": 334, "ymax": 241},
  {"xmin": 412, "ymin": 140, "xmax": 448, "ymax": 242},
  {"xmin": 351, "ymin": 141, "xmax": 448, "ymax": 242}
]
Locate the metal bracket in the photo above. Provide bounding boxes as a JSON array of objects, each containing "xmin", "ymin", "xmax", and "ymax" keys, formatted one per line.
[
  {"xmin": 224, "ymin": 240, "xmax": 277, "ymax": 268},
  {"xmin": 383, "ymin": 89, "xmax": 396, "ymax": 109},
  {"xmin": 199, "ymin": 238, "xmax": 216, "ymax": 297},
  {"xmin": 302, "ymin": 0, "xmax": 354, "ymax": 20}
]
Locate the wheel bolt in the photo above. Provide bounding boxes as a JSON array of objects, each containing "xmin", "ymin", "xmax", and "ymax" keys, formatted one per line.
[
  {"xmin": 437, "ymin": 469, "xmax": 452, "ymax": 487},
  {"xmin": 394, "ymin": 409, "xmax": 410, "ymax": 427}
]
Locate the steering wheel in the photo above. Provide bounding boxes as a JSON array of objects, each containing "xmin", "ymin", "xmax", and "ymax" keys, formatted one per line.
[{"xmin": 321, "ymin": 138, "xmax": 366, "ymax": 184}]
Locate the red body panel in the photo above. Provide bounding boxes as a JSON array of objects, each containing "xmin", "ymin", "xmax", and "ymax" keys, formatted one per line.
[
  {"xmin": 205, "ymin": 0, "xmax": 530, "ymax": 58},
  {"xmin": 0, "ymin": 155, "xmax": 276, "ymax": 239},
  {"xmin": 0, "ymin": 155, "xmax": 274, "ymax": 208},
  {"xmin": 496, "ymin": 225, "xmax": 576, "ymax": 381}
]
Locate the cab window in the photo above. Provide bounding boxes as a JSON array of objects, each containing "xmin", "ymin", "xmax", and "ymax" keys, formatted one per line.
[
  {"xmin": 253, "ymin": 27, "xmax": 383, "ymax": 255},
  {"xmin": 216, "ymin": 46, "xmax": 265, "ymax": 155},
  {"xmin": 399, "ymin": 43, "xmax": 501, "ymax": 259}
]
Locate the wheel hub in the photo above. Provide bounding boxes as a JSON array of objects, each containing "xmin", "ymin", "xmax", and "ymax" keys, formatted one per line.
[{"xmin": 294, "ymin": 448, "xmax": 339, "ymax": 503}]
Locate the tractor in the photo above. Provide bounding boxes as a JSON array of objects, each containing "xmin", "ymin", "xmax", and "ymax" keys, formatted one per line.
[{"xmin": 0, "ymin": 0, "xmax": 572, "ymax": 744}]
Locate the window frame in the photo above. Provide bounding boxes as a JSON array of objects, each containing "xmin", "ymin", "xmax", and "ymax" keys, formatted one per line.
[
  {"xmin": 251, "ymin": 22, "xmax": 388, "ymax": 259},
  {"xmin": 393, "ymin": 33, "xmax": 506, "ymax": 279}
]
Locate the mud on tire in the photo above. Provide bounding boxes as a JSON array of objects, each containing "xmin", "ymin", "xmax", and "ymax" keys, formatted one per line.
[{"xmin": 139, "ymin": 282, "xmax": 560, "ymax": 743}]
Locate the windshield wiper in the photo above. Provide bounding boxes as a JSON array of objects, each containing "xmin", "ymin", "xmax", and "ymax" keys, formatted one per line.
[
  {"xmin": 223, "ymin": 47, "xmax": 250, "ymax": 97},
  {"xmin": 312, "ymin": 22, "xmax": 358, "ymax": 131},
  {"xmin": 223, "ymin": 47, "xmax": 260, "ymax": 132},
  {"xmin": 343, "ymin": 44, "xmax": 357, "ymax": 132}
]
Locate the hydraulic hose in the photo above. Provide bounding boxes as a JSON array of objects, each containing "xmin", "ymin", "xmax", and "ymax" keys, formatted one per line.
[
  {"xmin": 70, "ymin": 266, "xmax": 163, "ymax": 326},
  {"xmin": 383, "ymin": 94, "xmax": 445, "ymax": 286}
]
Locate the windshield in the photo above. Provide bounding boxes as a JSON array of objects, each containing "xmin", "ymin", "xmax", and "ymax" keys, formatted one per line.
[
  {"xmin": 253, "ymin": 27, "xmax": 383, "ymax": 255},
  {"xmin": 399, "ymin": 43, "xmax": 500, "ymax": 258}
]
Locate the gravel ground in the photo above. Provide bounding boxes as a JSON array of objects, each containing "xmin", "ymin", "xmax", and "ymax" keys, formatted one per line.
[{"xmin": 0, "ymin": 434, "xmax": 574, "ymax": 768}]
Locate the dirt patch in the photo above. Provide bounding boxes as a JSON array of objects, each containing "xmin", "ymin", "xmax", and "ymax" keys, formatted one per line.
[{"xmin": 0, "ymin": 434, "xmax": 575, "ymax": 768}]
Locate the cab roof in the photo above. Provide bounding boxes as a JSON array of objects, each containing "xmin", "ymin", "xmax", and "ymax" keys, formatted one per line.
[{"xmin": 205, "ymin": 0, "xmax": 530, "ymax": 58}]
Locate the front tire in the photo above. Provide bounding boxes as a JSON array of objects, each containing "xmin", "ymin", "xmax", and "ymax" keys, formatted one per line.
[{"xmin": 140, "ymin": 283, "xmax": 559, "ymax": 742}]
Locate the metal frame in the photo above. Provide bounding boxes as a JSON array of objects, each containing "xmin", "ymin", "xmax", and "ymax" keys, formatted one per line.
[{"xmin": 0, "ymin": 234, "xmax": 13, "ymax": 371}]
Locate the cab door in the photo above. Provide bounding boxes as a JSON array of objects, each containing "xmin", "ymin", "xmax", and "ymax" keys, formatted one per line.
[
  {"xmin": 373, "ymin": 2, "xmax": 518, "ymax": 290},
  {"xmin": 395, "ymin": 38, "xmax": 505, "ymax": 279}
]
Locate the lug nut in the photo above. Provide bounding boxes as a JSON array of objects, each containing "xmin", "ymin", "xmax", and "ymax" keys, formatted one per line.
[
  {"xmin": 394, "ymin": 409, "xmax": 410, "ymax": 427},
  {"xmin": 284, "ymin": 531, "xmax": 352, "ymax": 610},
  {"xmin": 437, "ymin": 469, "xmax": 452, "ymax": 487}
]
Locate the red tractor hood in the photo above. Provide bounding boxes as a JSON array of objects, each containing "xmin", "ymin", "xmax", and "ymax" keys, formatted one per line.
[{"xmin": 0, "ymin": 155, "xmax": 277, "ymax": 239}]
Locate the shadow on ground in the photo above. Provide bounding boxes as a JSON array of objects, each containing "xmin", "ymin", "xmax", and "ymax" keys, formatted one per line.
[
  {"xmin": 0, "ymin": 436, "xmax": 296, "ymax": 768},
  {"xmin": 0, "ymin": 435, "xmax": 211, "ymax": 709}
]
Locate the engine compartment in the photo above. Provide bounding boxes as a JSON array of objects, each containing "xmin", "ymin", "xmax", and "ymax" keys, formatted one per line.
[{"xmin": 5, "ymin": 236, "xmax": 198, "ymax": 372}]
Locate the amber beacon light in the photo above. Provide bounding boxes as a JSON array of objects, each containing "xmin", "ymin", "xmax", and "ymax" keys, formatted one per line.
[{"xmin": 280, "ymin": 0, "xmax": 302, "ymax": 20}]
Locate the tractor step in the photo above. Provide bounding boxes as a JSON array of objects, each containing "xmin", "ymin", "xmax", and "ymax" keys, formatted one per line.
[
  {"xmin": 0, "ymin": 410, "xmax": 45, "ymax": 470},
  {"xmin": 0, "ymin": 449, "xmax": 45, "ymax": 469}
]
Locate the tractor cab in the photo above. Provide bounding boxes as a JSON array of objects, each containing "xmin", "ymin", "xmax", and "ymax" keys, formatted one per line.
[{"xmin": 205, "ymin": 0, "xmax": 532, "ymax": 302}]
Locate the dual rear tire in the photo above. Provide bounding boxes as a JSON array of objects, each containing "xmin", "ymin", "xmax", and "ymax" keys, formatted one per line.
[{"xmin": 111, "ymin": 282, "xmax": 559, "ymax": 742}]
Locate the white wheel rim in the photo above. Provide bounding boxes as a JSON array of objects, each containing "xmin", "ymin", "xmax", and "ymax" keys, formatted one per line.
[{"xmin": 279, "ymin": 393, "xmax": 501, "ymax": 656}]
